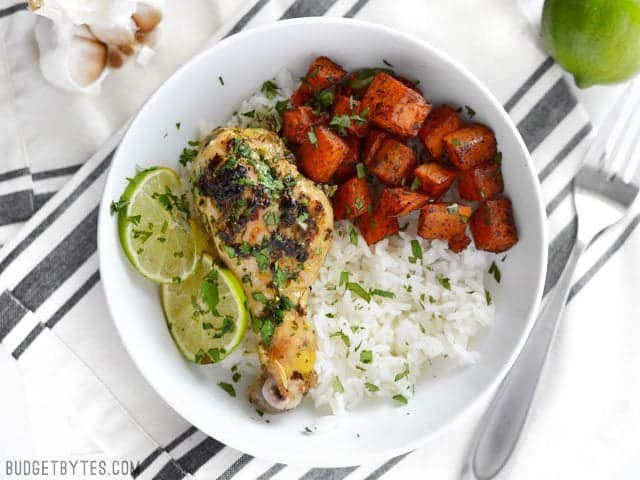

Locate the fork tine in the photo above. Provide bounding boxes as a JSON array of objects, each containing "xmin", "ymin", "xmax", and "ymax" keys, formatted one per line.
[
  {"xmin": 583, "ymin": 82, "xmax": 636, "ymax": 168},
  {"xmin": 605, "ymin": 82, "xmax": 640, "ymax": 176}
]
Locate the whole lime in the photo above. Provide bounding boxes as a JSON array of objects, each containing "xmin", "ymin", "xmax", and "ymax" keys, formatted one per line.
[{"xmin": 542, "ymin": 0, "xmax": 640, "ymax": 88}]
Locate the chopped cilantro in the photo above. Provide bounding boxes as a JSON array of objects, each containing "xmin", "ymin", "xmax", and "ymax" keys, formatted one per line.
[
  {"xmin": 365, "ymin": 382, "xmax": 379, "ymax": 392},
  {"xmin": 275, "ymin": 99, "xmax": 290, "ymax": 117},
  {"xmin": 307, "ymin": 130, "xmax": 318, "ymax": 148},
  {"xmin": 347, "ymin": 282, "xmax": 371, "ymax": 302},
  {"xmin": 127, "ymin": 215, "xmax": 141, "ymax": 225},
  {"xmin": 332, "ymin": 376, "xmax": 344, "ymax": 394},
  {"xmin": 489, "ymin": 261, "xmax": 501, "ymax": 283},
  {"xmin": 200, "ymin": 269, "xmax": 219, "ymax": 313},
  {"xmin": 175, "ymin": 122, "xmax": 181, "ymax": 130},
  {"xmin": 232, "ymin": 372, "xmax": 241, "ymax": 383},
  {"xmin": 394, "ymin": 363, "xmax": 410, "ymax": 381},
  {"xmin": 356, "ymin": 162, "xmax": 366, "ymax": 179},
  {"xmin": 331, "ymin": 331, "xmax": 351, "ymax": 348},
  {"xmin": 437, "ymin": 276, "xmax": 451, "ymax": 290},
  {"xmin": 410, "ymin": 177, "xmax": 421, "ymax": 191},
  {"xmin": 495, "ymin": 151, "xmax": 503, "ymax": 164},
  {"xmin": 339, "ymin": 271, "xmax": 349, "ymax": 287},
  {"xmin": 393, "ymin": 394, "xmax": 408, "ymax": 405},
  {"xmin": 382, "ymin": 59, "xmax": 394, "ymax": 67},
  {"xmin": 465, "ymin": 105, "xmax": 476, "ymax": 118},
  {"xmin": 218, "ymin": 382, "xmax": 235, "ymax": 397},
  {"xmin": 360, "ymin": 350, "xmax": 373, "ymax": 364},
  {"xmin": 110, "ymin": 199, "xmax": 128, "ymax": 215},
  {"xmin": 252, "ymin": 292, "xmax": 268, "ymax": 304},
  {"xmin": 349, "ymin": 226, "xmax": 358, "ymax": 246},
  {"xmin": 410, "ymin": 239, "xmax": 423, "ymax": 263},
  {"xmin": 371, "ymin": 289, "xmax": 395, "ymax": 298},
  {"xmin": 264, "ymin": 210, "xmax": 279, "ymax": 226},
  {"xmin": 329, "ymin": 115, "xmax": 351, "ymax": 135},
  {"xmin": 208, "ymin": 348, "xmax": 221, "ymax": 362},
  {"xmin": 261, "ymin": 80, "xmax": 279, "ymax": 99},
  {"xmin": 485, "ymin": 289, "xmax": 493, "ymax": 305}
]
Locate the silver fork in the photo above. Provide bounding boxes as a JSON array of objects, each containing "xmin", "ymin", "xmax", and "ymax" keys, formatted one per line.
[{"xmin": 463, "ymin": 82, "xmax": 640, "ymax": 480}]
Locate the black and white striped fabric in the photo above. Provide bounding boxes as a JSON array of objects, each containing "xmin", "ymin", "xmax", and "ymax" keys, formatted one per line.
[{"xmin": 1, "ymin": 1, "xmax": 640, "ymax": 479}]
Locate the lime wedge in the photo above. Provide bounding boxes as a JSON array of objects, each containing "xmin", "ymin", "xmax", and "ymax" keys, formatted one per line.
[
  {"xmin": 117, "ymin": 167, "xmax": 197, "ymax": 284},
  {"xmin": 161, "ymin": 254, "xmax": 249, "ymax": 364}
]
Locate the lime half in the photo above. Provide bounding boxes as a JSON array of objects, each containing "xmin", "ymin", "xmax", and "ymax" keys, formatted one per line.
[
  {"xmin": 161, "ymin": 254, "xmax": 249, "ymax": 364},
  {"xmin": 117, "ymin": 167, "xmax": 197, "ymax": 283}
]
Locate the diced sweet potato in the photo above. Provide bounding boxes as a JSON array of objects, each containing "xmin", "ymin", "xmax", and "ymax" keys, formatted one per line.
[
  {"xmin": 282, "ymin": 106, "xmax": 315, "ymax": 144},
  {"xmin": 448, "ymin": 234, "xmax": 471, "ymax": 253},
  {"xmin": 417, "ymin": 202, "xmax": 472, "ymax": 240},
  {"xmin": 332, "ymin": 136, "xmax": 361, "ymax": 183},
  {"xmin": 443, "ymin": 124, "xmax": 497, "ymax": 170},
  {"xmin": 290, "ymin": 87, "xmax": 312, "ymax": 107},
  {"xmin": 458, "ymin": 160, "xmax": 504, "ymax": 201},
  {"xmin": 332, "ymin": 95, "xmax": 369, "ymax": 137},
  {"xmin": 379, "ymin": 188, "xmax": 429, "ymax": 217},
  {"xmin": 332, "ymin": 176, "xmax": 372, "ymax": 220},
  {"xmin": 368, "ymin": 138, "xmax": 416, "ymax": 186},
  {"xmin": 361, "ymin": 72, "xmax": 432, "ymax": 137},
  {"xmin": 357, "ymin": 206, "xmax": 400, "ymax": 245},
  {"xmin": 413, "ymin": 162, "xmax": 457, "ymax": 198},
  {"xmin": 363, "ymin": 130, "xmax": 390, "ymax": 166},
  {"xmin": 303, "ymin": 56, "xmax": 347, "ymax": 92},
  {"xmin": 418, "ymin": 105, "xmax": 463, "ymax": 159},
  {"xmin": 470, "ymin": 198, "xmax": 518, "ymax": 253},
  {"xmin": 297, "ymin": 126, "xmax": 349, "ymax": 183}
]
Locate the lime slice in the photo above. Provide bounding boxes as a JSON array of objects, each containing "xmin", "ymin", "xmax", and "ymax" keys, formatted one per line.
[
  {"xmin": 161, "ymin": 254, "xmax": 249, "ymax": 364},
  {"xmin": 117, "ymin": 167, "xmax": 197, "ymax": 283}
]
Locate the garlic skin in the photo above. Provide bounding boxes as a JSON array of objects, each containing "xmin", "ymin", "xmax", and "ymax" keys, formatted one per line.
[{"xmin": 29, "ymin": 0, "xmax": 164, "ymax": 95}]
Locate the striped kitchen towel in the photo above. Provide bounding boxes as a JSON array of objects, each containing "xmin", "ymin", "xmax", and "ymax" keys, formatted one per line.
[{"xmin": 1, "ymin": 1, "xmax": 640, "ymax": 479}]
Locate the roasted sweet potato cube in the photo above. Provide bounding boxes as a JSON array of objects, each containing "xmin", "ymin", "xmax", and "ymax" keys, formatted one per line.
[
  {"xmin": 332, "ymin": 95, "xmax": 369, "ymax": 137},
  {"xmin": 303, "ymin": 56, "xmax": 347, "ymax": 92},
  {"xmin": 443, "ymin": 124, "xmax": 497, "ymax": 170},
  {"xmin": 448, "ymin": 234, "xmax": 471, "ymax": 253},
  {"xmin": 458, "ymin": 160, "xmax": 504, "ymax": 201},
  {"xmin": 417, "ymin": 203, "xmax": 472, "ymax": 240},
  {"xmin": 282, "ymin": 106, "xmax": 315, "ymax": 144},
  {"xmin": 368, "ymin": 138, "xmax": 416, "ymax": 186},
  {"xmin": 418, "ymin": 105, "xmax": 463, "ymax": 159},
  {"xmin": 363, "ymin": 130, "xmax": 390, "ymax": 166},
  {"xmin": 413, "ymin": 162, "xmax": 457, "ymax": 198},
  {"xmin": 332, "ymin": 176, "xmax": 372, "ymax": 220},
  {"xmin": 332, "ymin": 136, "xmax": 361, "ymax": 183},
  {"xmin": 379, "ymin": 188, "xmax": 429, "ymax": 217},
  {"xmin": 298, "ymin": 126, "xmax": 348, "ymax": 183},
  {"xmin": 470, "ymin": 198, "xmax": 518, "ymax": 253},
  {"xmin": 357, "ymin": 206, "xmax": 400, "ymax": 245},
  {"xmin": 361, "ymin": 73, "xmax": 431, "ymax": 137},
  {"xmin": 290, "ymin": 86, "xmax": 312, "ymax": 107}
]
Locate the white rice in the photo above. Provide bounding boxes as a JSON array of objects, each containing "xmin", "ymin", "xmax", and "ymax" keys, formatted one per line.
[
  {"xmin": 307, "ymin": 219, "xmax": 493, "ymax": 415},
  {"xmin": 208, "ymin": 69, "xmax": 496, "ymax": 415}
]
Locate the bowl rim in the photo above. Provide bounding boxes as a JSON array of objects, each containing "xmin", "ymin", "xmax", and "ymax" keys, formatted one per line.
[{"xmin": 98, "ymin": 16, "xmax": 548, "ymax": 467}]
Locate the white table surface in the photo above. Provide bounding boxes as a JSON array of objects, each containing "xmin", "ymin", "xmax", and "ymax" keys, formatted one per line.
[{"xmin": 0, "ymin": 3, "xmax": 636, "ymax": 477}]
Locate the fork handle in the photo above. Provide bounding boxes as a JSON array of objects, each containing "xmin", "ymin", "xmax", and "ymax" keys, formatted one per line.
[{"xmin": 463, "ymin": 241, "xmax": 585, "ymax": 480}]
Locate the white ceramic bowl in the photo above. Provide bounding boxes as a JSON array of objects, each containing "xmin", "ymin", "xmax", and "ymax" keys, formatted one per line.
[{"xmin": 98, "ymin": 18, "xmax": 547, "ymax": 467}]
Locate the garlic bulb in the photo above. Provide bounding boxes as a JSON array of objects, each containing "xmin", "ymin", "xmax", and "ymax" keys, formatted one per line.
[{"xmin": 29, "ymin": 0, "xmax": 165, "ymax": 95}]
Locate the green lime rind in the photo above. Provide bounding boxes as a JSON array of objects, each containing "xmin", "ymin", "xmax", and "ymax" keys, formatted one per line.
[
  {"xmin": 117, "ymin": 167, "xmax": 197, "ymax": 284},
  {"xmin": 161, "ymin": 254, "xmax": 249, "ymax": 364},
  {"xmin": 542, "ymin": 0, "xmax": 640, "ymax": 88}
]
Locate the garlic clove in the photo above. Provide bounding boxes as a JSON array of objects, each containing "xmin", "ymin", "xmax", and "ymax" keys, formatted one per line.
[
  {"xmin": 68, "ymin": 37, "xmax": 108, "ymax": 86},
  {"xmin": 90, "ymin": 22, "xmax": 136, "ymax": 47},
  {"xmin": 132, "ymin": 2, "xmax": 163, "ymax": 33}
]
